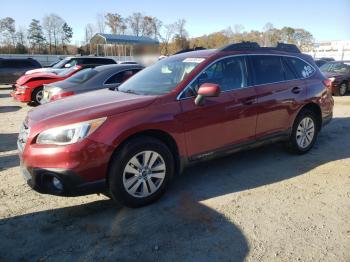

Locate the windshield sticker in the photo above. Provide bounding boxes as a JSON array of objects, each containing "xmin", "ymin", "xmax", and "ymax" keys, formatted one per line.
[
  {"xmin": 183, "ymin": 58, "xmax": 205, "ymax": 63},
  {"xmin": 302, "ymin": 65, "xmax": 313, "ymax": 78}
]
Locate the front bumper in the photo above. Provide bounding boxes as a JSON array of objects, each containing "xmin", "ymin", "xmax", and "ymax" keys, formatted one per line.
[
  {"xmin": 21, "ymin": 165, "xmax": 107, "ymax": 196},
  {"xmin": 10, "ymin": 88, "xmax": 31, "ymax": 102}
]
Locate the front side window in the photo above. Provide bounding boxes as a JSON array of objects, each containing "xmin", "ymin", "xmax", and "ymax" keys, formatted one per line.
[
  {"xmin": 184, "ymin": 56, "xmax": 247, "ymax": 97},
  {"xmin": 250, "ymin": 55, "xmax": 285, "ymax": 85},
  {"xmin": 118, "ymin": 57, "xmax": 204, "ymax": 95}
]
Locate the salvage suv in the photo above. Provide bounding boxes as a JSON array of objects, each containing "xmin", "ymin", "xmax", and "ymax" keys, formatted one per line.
[{"xmin": 18, "ymin": 42, "xmax": 333, "ymax": 207}]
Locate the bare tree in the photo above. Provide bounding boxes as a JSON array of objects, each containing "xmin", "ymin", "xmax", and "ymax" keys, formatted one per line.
[
  {"xmin": 160, "ymin": 23, "xmax": 175, "ymax": 55},
  {"xmin": 96, "ymin": 13, "xmax": 106, "ymax": 33},
  {"xmin": 174, "ymin": 19, "xmax": 188, "ymax": 39},
  {"xmin": 43, "ymin": 14, "xmax": 65, "ymax": 54},
  {"xmin": 105, "ymin": 13, "xmax": 123, "ymax": 34},
  {"xmin": 127, "ymin": 12, "xmax": 143, "ymax": 36},
  {"xmin": 0, "ymin": 17, "xmax": 17, "ymax": 48},
  {"xmin": 262, "ymin": 22, "xmax": 274, "ymax": 46}
]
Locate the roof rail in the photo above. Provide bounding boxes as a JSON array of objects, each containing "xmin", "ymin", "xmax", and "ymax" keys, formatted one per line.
[
  {"xmin": 174, "ymin": 46, "xmax": 206, "ymax": 55},
  {"xmin": 220, "ymin": 41, "xmax": 261, "ymax": 51},
  {"xmin": 220, "ymin": 41, "xmax": 301, "ymax": 53},
  {"xmin": 275, "ymin": 43, "xmax": 301, "ymax": 53}
]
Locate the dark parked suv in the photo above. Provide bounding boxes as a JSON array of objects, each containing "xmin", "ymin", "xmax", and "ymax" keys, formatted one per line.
[
  {"xmin": 0, "ymin": 58, "xmax": 41, "ymax": 84},
  {"xmin": 18, "ymin": 42, "xmax": 333, "ymax": 207}
]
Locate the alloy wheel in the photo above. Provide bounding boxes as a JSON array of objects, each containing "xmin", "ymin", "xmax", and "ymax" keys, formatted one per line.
[
  {"xmin": 36, "ymin": 90, "xmax": 43, "ymax": 103},
  {"xmin": 296, "ymin": 117, "xmax": 315, "ymax": 149},
  {"xmin": 123, "ymin": 150, "xmax": 166, "ymax": 198}
]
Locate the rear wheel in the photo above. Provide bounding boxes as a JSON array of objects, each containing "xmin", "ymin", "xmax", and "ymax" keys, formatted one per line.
[
  {"xmin": 31, "ymin": 87, "xmax": 43, "ymax": 105},
  {"xmin": 108, "ymin": 136, "xmax": 174, "ymax": 207},
  {"xmin": 286, "ymin": 109, "xmax": 319, "ymax": 154}
]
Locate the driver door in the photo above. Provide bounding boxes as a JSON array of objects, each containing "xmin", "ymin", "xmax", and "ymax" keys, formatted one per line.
[{"xmin": 178, "ymin": 56, "xmax": 258, "ymax": 158}]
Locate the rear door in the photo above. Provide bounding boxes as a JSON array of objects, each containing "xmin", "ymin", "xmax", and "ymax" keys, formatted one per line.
[{"xmin": 250, "ymin": 55, "xmax": 308, "ymax": 138}]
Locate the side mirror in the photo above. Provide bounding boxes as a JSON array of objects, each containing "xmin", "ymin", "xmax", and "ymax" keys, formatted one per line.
[
  {"xmin": 195, "ymin": 83, "xmax": 221, "ymax": 106},
  {"xmin": 64, "ymin": 63, "xmax": 71, "ymax": 68}
]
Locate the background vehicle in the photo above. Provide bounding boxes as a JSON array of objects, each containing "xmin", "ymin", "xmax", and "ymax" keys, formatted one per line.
[
  {"xmin": 0, "ymin": 58, "xmax": 41, "ymax": 84},
  {"xmin": 25, "ymin": 56, "xmax": 116, "ymax": 75},
  {"xmin": 315, "ymin": 59, "xmax": 328, "ymax": 67},
  {"xmin": 11, "ymin": 65, "xmax": 95, "ymax": 105},
  {"xmin": 41, "ymin": 64, "xmax": 144, "ymax": 103},
  {"xmin": 320, "ymin": 61, "xmax": 350, "ymax": 96},
  {"xmin": 18, "ymin": 42, "xmax": 333, "ymax": 207}
]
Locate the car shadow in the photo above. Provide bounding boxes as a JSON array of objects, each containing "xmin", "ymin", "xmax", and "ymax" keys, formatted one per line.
[
  {"xmin": 0, "ymin": 117, "xmax": 349, "ymax": 260},
  {"xmin": 0, "ymin": 133, "xmax": 18, "ymax": 153},
  {"xmin": 0, "ymin": 106, "xmax": 21, "ymax": 113},
  {"xmin": 0, "ymin": 94, "xmax": 11, "ymax": 98}
]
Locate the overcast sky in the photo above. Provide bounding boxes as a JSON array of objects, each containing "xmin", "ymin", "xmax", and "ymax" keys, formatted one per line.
[{"xmin": 1, "ymin": 0, "xmax": 349, "ymax": 44}]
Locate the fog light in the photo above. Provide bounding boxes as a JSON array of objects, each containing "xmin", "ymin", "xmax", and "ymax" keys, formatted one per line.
[{"xmin": 52, "ymin": 177, "xmax": 63, "ymax": 191}]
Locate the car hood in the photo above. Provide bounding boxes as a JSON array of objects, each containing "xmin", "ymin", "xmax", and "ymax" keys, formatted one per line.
[
  {"xmin": 27, "ymin": 89, "xmax": 157, "ymax": 128},
  {"xmin": 26, "ymin": 68, "xmax": 63, "ymax": 75},
  {"xmin": 17, "ymin": 72, "xmax": 60, "ymax": 85}
]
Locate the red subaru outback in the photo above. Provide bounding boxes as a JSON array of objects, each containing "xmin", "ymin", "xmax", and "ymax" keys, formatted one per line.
[{"xmin": 18, "ymin": 42, "xmax": 333, "ymax": 207}]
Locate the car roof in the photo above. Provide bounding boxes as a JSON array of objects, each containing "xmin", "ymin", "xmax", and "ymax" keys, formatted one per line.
[{"xmin": 93, "ymin": 64, "xmax": 144, "ymax": 72}]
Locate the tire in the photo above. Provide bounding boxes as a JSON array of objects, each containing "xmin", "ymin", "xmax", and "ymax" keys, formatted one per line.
[
  {"xmin": 338, "ymin": 82, "xmax": 348, "ymax": 96},
  {"xmin": 286, "ymin": 109, "xmax": 319, "ymax": 154},
  {"xmin": 31, "ymin": 87, "xmax": 44, "ymax": 105},
  {"xmin": 108, "ymin": 136, "xmax": 174, "ymax": 207}
]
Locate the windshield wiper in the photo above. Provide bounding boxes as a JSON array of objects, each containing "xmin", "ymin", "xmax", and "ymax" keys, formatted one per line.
[{"xmin": 120, "ymin": 89, "xmax": 139, "ymax": 95}]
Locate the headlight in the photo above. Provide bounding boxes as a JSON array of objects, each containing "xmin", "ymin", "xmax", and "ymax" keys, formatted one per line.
[
  {"xmin": 36, "ymin": 117, "xmax": 106, "ymax": 145},
  {"xmin": 47, "ymin": 87, "xmax": 62, "ymax": 96},
  {"xmin": 18, "ymin": 85, "xmax": 29, "ymax": 90}
]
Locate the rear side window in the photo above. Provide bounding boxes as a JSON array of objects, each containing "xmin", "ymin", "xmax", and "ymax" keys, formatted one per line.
[
  {"xmin": 105, "ymin": 69, "xmax": 140, "ymax": 84},
  {"xmin": 66, "ymin": 68, "xmax": 98, "ymax": 84},
  {"xmin": 281, "ymin": 58, "xmax": 298, "ymax": 80},
  {"xmin": 250, "ymin": 56, "xmax": 285, "ymax": 85},
  {"xmin": 284, "ymin": 57, "xmax": 315, "ymax": 78}
]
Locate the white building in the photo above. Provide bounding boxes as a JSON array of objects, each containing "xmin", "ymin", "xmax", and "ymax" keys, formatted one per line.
[{"xmin": 307, "ymin": 40, "xmax": 350, "ymax": 61}]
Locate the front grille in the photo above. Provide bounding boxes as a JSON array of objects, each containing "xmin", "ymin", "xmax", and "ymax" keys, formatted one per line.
[{"xmin": 17, "ymin": 122, "xmax": 30, "ymax": 152}]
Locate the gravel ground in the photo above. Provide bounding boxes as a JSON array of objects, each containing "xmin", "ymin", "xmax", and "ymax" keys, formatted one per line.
[{"xmin": 0, "ymin": 85, "xmax": 349, "ymax": 262}]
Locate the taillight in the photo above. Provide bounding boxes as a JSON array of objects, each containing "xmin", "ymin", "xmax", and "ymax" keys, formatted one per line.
[{"xmin": 50, "ymin": 91, "xmax": 75, "ymax": 101}]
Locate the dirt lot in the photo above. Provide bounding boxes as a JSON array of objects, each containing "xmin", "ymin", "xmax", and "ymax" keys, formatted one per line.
[{"xmin": 0, "ymin": 85, "xmax": 349, "ymax": 262}]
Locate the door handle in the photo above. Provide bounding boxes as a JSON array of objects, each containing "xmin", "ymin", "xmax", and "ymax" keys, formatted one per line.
[
  {"xmin": 241, "ymin": 97, "xmax": 257, "ymax": 105},
  {"xmin": 291, "ymin": 86, "xmax": 302, "ymax": 94}
]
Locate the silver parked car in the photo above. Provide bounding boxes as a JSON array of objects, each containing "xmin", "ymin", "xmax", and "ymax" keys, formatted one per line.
[{"xmin": 41, "ymin": 64, "xmax": 144, "ymax": 104}]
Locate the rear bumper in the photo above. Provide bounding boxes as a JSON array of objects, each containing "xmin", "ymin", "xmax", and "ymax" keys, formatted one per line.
[{"xmin": 21, "ymin": 166, "xmax": 107, "ymax": 196}]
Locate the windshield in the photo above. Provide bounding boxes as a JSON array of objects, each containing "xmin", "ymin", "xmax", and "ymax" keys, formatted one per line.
[
  {"xmin": 66, "ymin": 68, "xmax": 98, "ymax": 84},
  {"xmin": 53, "ymin": 58, "xmax": 71, "ymax": 69},
  {"xmin": 56, "ymin": 66, "xmax": 79, "ymax": 77},
  {"xmin": 320, "ymin": 62, "xmax": 350, "ymax": 74},
  {"xmin": 118, "ymin": 57, "xmax": 205, "ymax": 95}
]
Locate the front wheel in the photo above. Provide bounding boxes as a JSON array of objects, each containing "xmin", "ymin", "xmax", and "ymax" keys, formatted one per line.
[
  {"xmin": 286, "ymin": 110, "xmax": 319, "ymax": 154},
  {"xmin": 31, "ymin": 87, "xmax": 44, "ymax": 105},
  {"xmin": 108, "ymin": 136, "xmax": 174, "ymax": 207}
]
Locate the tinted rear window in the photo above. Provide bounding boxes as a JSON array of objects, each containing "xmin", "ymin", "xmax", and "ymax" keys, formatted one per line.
[
  {"xmin": 284, "ymin": 57, "xmax": 315, "ymax": 78},
  {"xmin": 250, "ymin": 55, "xmax": 285, "ymax": 85}
]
